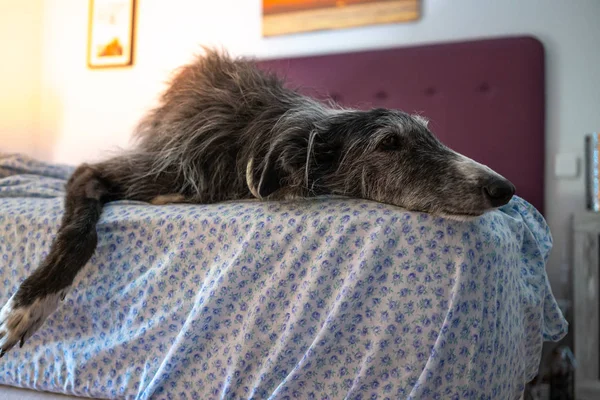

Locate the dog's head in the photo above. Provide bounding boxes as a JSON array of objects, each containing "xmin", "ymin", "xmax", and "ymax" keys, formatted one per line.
[{"xmin": 250, "ymin": 108, "xmax": 515, "ymax": 220}]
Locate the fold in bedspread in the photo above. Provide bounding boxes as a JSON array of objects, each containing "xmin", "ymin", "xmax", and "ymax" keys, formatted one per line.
[{"xmin": 0, "ymin": 154, "xmax": 567, "ymax": 400}]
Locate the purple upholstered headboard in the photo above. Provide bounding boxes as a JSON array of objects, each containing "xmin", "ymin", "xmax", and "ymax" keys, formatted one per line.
[{"xmin": 256, "ymin": 36, "xmax": 545, "ymax": 213}]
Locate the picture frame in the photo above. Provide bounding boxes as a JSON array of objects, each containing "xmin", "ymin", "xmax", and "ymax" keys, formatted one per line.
[
  {"xmin": 262, "ymin": 0, "xmax": 420, "ymax": 37},
  {"xmin": 87, "ymin": 0, "xmax": 136, "ymax": 68}
]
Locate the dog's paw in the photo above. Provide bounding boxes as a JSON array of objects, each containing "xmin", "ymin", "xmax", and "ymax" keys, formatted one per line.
[{"xmin": 0, "ymin": 289, "xmax": 67, "ymax": 356}]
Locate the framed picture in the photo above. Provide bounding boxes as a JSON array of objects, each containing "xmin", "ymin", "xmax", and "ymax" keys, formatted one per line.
[
  {"xmin": 262, "ymin": 0, "xmax": 420, "ymax": 37},
  {"xmin": 87, "ymin": 0, "xmax": 136, "ymax": 68}
]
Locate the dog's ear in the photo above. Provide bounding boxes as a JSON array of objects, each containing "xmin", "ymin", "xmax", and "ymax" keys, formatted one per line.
[
  {"xmin": 248, "ymin": 129, "xmax": 341, "ymax": 199},
  {"xmin": 249, "ymin": 130, "xmax": 330, "ymax": 199},
  {"xmin": 255, "ymin": 148, "xmax": 287, "ymax": 198},
  {"xmin": 246, "ymin": 134, "xmax": 305, "ymax": 199}
]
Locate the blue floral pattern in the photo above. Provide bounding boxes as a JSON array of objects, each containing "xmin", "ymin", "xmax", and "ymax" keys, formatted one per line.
[{"xmin": 0, "ymin": 153, "xmax": 567, "ymax": 399}]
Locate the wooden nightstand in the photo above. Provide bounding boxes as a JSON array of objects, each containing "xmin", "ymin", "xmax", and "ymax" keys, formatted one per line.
[{"xmin": 573, "ymin": 212, "xmax": 600, "ymax": 399}]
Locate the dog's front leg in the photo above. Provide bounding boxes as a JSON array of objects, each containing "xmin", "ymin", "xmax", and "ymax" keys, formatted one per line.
[{"xmin": 0, "ymin": 165, "xmax": 108, "ymax": 356}]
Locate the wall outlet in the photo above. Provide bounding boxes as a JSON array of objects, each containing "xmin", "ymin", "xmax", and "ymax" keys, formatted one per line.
[{"xmin": 554, "ymin": 153, "xmax": 579, "ymax": 179}]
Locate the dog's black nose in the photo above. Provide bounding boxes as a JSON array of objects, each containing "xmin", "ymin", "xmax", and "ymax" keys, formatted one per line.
[{"xmin": 484, "ymin": 179, "xmax": 516, "ymax": 207}]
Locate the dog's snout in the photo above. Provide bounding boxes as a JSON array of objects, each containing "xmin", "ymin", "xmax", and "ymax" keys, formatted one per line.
[{"xmin": 483, "ymin": 179, "xmax": 515, "ymax": 207}]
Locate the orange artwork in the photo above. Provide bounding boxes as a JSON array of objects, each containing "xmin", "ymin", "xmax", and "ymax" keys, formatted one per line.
[
  {"xmin": 88, "ymin": 0, "xmax": 135, "ymax": 68},
  {"xmin": 98, "ymin": 38, "xmax": 124, "ymax": 57},
  {"xmin": 262, "ymin": 0, "xmax": 420, "ymax": 37}
]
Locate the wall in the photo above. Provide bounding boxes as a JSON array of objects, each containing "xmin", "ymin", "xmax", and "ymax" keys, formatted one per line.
[
  {"xmin": 0, "ymin": 0, "xmax": 43, "ymax": 156},
  {"xmin": 18, "ymin": 0, "xmax": 600, "ymax": 299}
]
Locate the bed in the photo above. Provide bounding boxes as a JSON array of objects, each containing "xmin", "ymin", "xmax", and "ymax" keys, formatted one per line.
[{"xmin": 0, "ymin": 36, "xmax": 566, "ymax": 399}]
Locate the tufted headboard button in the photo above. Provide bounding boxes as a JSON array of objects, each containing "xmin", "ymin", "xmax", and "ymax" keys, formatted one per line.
[
  {"xmin": 374, "ymin": 91, "xmax": 389, "ymax": 100},
  {"xmin": 477, "ymin": 82, "xmax": 491, "ymax": 93},
  {"xmin": 330, "ymin": 93, "xmax": 342, "ymax": 103},
  {"xmin": 424, "ymin": 87, "xmax": 437, "ymax": 96}
]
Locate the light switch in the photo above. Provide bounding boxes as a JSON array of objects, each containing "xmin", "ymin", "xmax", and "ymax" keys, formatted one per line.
[{"xmin": 554, "ymin": 153, "xmax": 579, "ymax": 179}]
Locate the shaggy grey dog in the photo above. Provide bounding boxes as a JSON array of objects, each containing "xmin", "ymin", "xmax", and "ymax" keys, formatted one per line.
[{"xmin": 0, "ymin": 50, "xmax": 515, "ymax": 354}]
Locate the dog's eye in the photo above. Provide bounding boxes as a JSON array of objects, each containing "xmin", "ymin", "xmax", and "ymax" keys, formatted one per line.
[{"xmin": 378, "ymin": 135, "xmax": 400, "ymax": 151}]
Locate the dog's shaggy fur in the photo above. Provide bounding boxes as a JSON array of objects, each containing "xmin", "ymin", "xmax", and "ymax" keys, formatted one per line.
[{"xmin": 0, "ymin": 50, "xmax": 515, "ymax": 354}]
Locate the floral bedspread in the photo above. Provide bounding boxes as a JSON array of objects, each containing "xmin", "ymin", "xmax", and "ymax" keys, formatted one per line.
[{"xmin": 0, "ymin": 153, "xmax": 567, "ymax": 399}]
